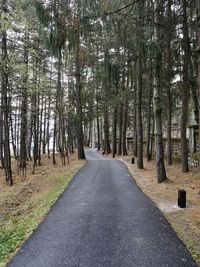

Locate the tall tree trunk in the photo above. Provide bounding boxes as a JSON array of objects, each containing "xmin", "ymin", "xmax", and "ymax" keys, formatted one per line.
[
  {"xmin": 87, "ymin": 114, "xmax": 92, "ymax": 147},
  {"xmin": 103, "ymin": 49, "xmax": 111, "ymax": 155},
  {"xmin": 112, "ymin": 107, "xmax": 117, "ymax": 158},
  {"xmin": 60, "ymin": 98, "xmax": 66, "ymax": 166},
  {"xmin": 1, "ymin": 0, "xmax": 13, "ymax": 185},
  {"xmin": 154, "ymin": 0, "xmax": 167, "ymax": 183},
  {"xmin": 166, "ymin": 0, "xmax": 173, "ymax": 166},
  {"xmin": 100, "ymin": 116, "xmax": 103, "ymax": 149},
  {"xmin": 189, "ymin": 59, "xmax": 199, "ymax": 125},
  {"xmin": 16, "ymin": 99, "xmax": 20, "ymax": 160},
  {"xmin": 32, "ymin": 59, "xmax": 39, "ymax": 173},
  {"xmin": 181, "ymin": 0, "xmax": 190, "ymax": 173},
  {"xmin": 53, "ymin": 47, "xmax": 62, "ymax": 164},
  {"xmin": 0, "ymin": 105, "xmax": 4, "ymax": 168},
  {"xmin": 38, "ymin": 93, "xmax": 44, "ymax": 166},
  {"xmin": 197, "ymin": 0, "xmax": 200, "ymax": 164},
  {"xmin": 150, "ymin": 114, "xmax": 155, "ymax": 160},
  {"xmin": 189, "ymin": 5, "xmax": 199, "ymax": 125},
  {"xmin": 146, "ymin": 54, "xmax": 153, "ymax": 161},
  {"xmin": 133, "ymin": 64, "xmax": 137, "ymax": 157},
  {"xmin": 47, "ymin": 63, "xmax": 52, "ymax": 159},
  {"xmin": 75, "ymin": 20, "xmax": 85, "ymax": 159},
  {"xmin": 122, "ymin": 58, "xmax": 129, "ymax": 156},
  {"xmin": 19, "ymin": 31, "xmax": 29, "ymax": 177},
  {"xmin": 46, "ymin": 92, "xmax": 51, "ymax": 159},
  {"xmin": 42, "ymin": 95, "xmax": 47, "ymax": 154},
  {"xmin": 117, "ymin": 102, "xmax": 123, "ymax": 155},
  {"xmin": 28, "ymin": 93, "xmax": 34, "ymax": 161},
  {"xmin": 104, "ymin": 109, "xmax": 111, "ymax": 154},
  {"xmin": 10, "ymin": 112, "xmax": 17, "ymax": 160},
  {"xmin": 52, "ymin": 116, "xmax": 57, "ymax": 165},
  {"xmin": 136, "ymin": 0, "xmax": 144, "ymax": 169},
  {"xmin": 96, "ymin": 99, "xmax": 101, "ymax": 151},
  {"xmin": 122, "ymin": 100, "xmax": 128, "ymax": 156}
]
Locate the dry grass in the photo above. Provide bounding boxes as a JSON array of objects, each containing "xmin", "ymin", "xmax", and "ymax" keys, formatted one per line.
[
  {"xmin": 105, "ymin": 152, "xmax": 200, "ymax": 266},
  {"xmin": 0, "ymin": 153, "xmax": 85, "ymax": 266},
  {"xmin": 0, "ymin": 154, "xmax": 80, "ymax": 222}
]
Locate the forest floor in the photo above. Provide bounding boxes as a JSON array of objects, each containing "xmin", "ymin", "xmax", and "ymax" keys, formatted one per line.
[
  {"xmin": 0, "ymin": 153, "xmax": 84, "ymax": 267},
  {"xmin": 103, "ymin": 152, "xmax": 200, "ymax": 266}
]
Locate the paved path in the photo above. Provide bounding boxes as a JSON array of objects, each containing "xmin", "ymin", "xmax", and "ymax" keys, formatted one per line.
[{"xmin": 7, "ymin": 149, "xmax": 196, "ymax": 267}]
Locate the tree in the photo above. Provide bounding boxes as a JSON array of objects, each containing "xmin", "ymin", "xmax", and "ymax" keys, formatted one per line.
[
  {"xmin": 74, "ymin": 18, "xmax": 85, "ymax": 159},
  {"xmin": 154, "ymin": 0, "xmax": 167, "ymax": 183},
  {"xmin": 19, "ymin": 30, "xmax": 29, "ymax": 178},
  {"xmin": 103, "ymin": 49, "xmax": 111, "ymax": 154},
  {"xmin": 166, "ymin": 0, "xmax": 173, "ymax": 166},
  {"xmin": 136, "ymin": 0, "xmax": 144, "ymax": 169},
  {"xmin": 181, "ymin": 0, "xmax": 190, "ymax": 172},
  {"xmin": 197, "ymin": 0, "xmax": 200, "ymax": 163},
  {"xmin": 1, "ymin": 0, "xmax": 13, "ymax": 185}
]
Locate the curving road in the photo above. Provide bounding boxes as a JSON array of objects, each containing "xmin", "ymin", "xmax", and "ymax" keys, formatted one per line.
[{"xmin": 7, "ymin": 149, "xmax": 197, "ymax": 267}]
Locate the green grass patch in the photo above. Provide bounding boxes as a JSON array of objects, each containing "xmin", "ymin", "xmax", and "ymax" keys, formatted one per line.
[
  {"xmin": 165, "ymin": 214, "xmax": 200, "ymax": 265},
  {"xmin": 176, "ymin": 228, "xmax": 200, "ymax": 264},
  {"xmin": 0, "ymin": 160, "xmax": 84, "ymax": 267}
]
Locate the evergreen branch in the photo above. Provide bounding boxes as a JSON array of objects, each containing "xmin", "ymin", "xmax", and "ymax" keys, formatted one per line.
[
  {"xmin": 68, "ymin": 0, "xmax": 139, "ymax": 19},
  {"xmin": 104, "ymin": 0, "xmax": 139, "ymax": 16}
]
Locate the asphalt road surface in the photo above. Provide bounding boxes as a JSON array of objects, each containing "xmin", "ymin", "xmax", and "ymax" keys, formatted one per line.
[{"xmin": 7, "ymin": 149, "xmax": 197, "ymax": 267}]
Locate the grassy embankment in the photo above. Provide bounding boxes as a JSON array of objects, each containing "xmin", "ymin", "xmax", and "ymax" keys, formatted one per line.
[{"xmin": 0, "ymin": 154, "xmax": 84, "ymax": 266}]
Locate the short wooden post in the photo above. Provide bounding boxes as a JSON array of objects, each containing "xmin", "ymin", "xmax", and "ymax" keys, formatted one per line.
[
  {"xmin": 178, "ymin": 189, "xmax": 186, "ymax": 208},
  {"xmin": 132, "ymin": 157, "xmax": 135, "ymax": 164}
]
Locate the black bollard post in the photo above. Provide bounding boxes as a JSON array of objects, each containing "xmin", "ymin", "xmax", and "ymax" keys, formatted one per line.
[
  {"xmin": 132, "ymin": 157, "xmax": 135, "ymax": 164},
  {"xmin": 178, "ymin": 189, "xmax": 186, "ymax": 208}
]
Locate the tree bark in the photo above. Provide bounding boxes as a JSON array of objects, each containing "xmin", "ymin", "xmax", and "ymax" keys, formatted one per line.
[
  {"xmin": 136, "ymin": 0, "xmax": 144, "ymax": 169},
  {"xmin": 104, "ymin": 109, "xmax": 111, "ymax": 154},
  {"xmin": 32, "ymin": 58, "xmax": 39, "ymax": 173},
  {"xmin": 19, "ymin": 31, "xmax": 29, "ymax": 177},
  {"xmin": 117, "ymin": 102, "xmax": 123, "ymax": 155},
  {"xmin": 38, "ymin": 92, "xmax": 44, "ymax": 166},
  {"xmin": 146, "ymin": 54, "xmax": 153, "ymax": 161},
  {"xmin": 166, "ymin": 0, "xmax": 173, "ymax": 166},
  {"xmin": 154, "ymin": 0, "xmax": 167, "ymax": 183},
  {"xmin": 197, "ymin": 0, "xmax": 200, "ymax": 164},
  {"xmin": 10, "ymin": 111, "xmax": 17, "ymax": 160},
  {"xmin": 1, "ymin": 0, "xmax": 13, "ymax": 185},
  {"xmin": 133, "ymin": 63, "xmax": 137, "ymax": 157},
  {"xmin": 75, "ymin": 20, "xmax": 85, "ymax": 159},
  {"xmin": 87, "ymin": 113, "xmax": 92, "ymax": 147},
  {"xmin": 112, "ymin": 107, "xmax": 117, "ymax": 158},
  {"xmin": 150, "ymin": 114, "xmax": 155, "ymax": 160},
  {"xmin": 122, "ymin": 100, "xmax": 128, "ymax": 156},
  {"xmin": 53, "ymin": 47, "xmax": 62, "ymax": 164},
  {"xmin": 96, "ymin": 98, "xmax": 101, "ymax": 151},
  {"xmin": 102, "ymin": 48, "xmax": 111, "ymax": 155},
  {"xmin": 0, "ymin": 104, "xmax": 4, "ymax": 168},
  {"xmin": 181, "ymin": 0, "xmax": 190, "ymax": 173},
  {"xmin": 42, "ymin": 95, "xmax": 47, "ymax": 155},
  {"xmin": 46, "ymin": 92, "xmax": 51, "ymax": 159}
]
